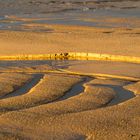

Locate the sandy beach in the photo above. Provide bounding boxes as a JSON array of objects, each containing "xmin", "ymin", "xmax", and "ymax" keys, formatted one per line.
[
  {"xmin": 0, "ymin": 64, "xmax": 140, "ymax": 140},
  {"xmin": 0, "ymin": 24, "xmax": 140, "ymax": 57},
  {"xmin": 0, "ymin": 0, "xmax": 140, "ymax": 140}
]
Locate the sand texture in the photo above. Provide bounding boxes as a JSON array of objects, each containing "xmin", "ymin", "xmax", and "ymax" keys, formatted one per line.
[
  {"xmin": 0, "ymin": 24, "xmax": 140, "ymax": 57},
  {"xmin": 0, "ymin": 73, "xmax": 32, "ymax": 98},
  {"xmin": 0, "ymin": 64, "xmax": 139, "ymax": 139},
  {"xmin": 0, "ymin": 1, "xmax": 140, "ymax": 138}
]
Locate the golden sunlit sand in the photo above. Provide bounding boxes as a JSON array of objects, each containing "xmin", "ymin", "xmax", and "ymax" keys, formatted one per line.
[
  {"xmin": 0, "ymin": 63, "xmax": 140, "ymax": 139},
  {"xmin": 0, "ymin": 10, "xmax": 140, "ymax": 140},
  {"xmin": 0, "ymin": 24, "xmax": 140, "ymax": 57}
]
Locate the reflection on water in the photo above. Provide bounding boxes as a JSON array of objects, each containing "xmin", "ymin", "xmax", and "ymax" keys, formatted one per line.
[
  {"xmin": 0, "ymin": 60, "xmax": 75, "ymax": 69},
  {"xmin": 1, "ymin": 60, "xmax": 140, "ymax": 79}
]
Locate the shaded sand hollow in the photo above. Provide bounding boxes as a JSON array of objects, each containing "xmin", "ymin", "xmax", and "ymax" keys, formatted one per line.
[
  {"xmin": 0, "ymin": 71, "xmax": 139, "ymax": 139},
  {"xmin": 0, "ymin": 64, "xmax": 140, "ymax": 139}
]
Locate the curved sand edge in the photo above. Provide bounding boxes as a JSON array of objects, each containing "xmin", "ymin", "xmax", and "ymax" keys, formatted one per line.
[
  {"xmin": 1, "ymin": 74, "xmax": 43, "ymax": 99},
  {"xmin": 57, "ymin": 69, "xmax": 140, "ymax": 82},
  {"xmin": 1, "ymin": 52, "xmax": 140, "ymax": 63}
]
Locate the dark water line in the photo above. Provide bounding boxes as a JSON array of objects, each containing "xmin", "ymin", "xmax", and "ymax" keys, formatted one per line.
[
  {"xmin": 0, "ymin": 74, "xmax": 44, "ymax": 100},
  {"xmin": 95, "ymin": 84, "xmax": 136, "ymax": 106},
  {"xmin": 54, "ymin": 77, "xmax": 135, "ymax": 106},
  {"xmin": 56, "ymin": 77, "xmax": 92, "ymax": 102}
]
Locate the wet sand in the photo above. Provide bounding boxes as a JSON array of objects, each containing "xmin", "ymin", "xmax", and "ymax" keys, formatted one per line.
[
  {"xmin": 1, "ymin": 74, "xmax": 43, "ymax": 99},
  {"xmin": 64, "ymin": 60, "xmax": 140, "ymax": 78},
  {"xmin": 0, "ymin": 0, "xmax": 139, "ymax": 58},
  {"xmin": 0, "ymin": 0, "xmax": 140, "ymax": 16},
  {"xmin": 0, "ymin": 68, "xmax": 140, "ymax": 140},
  {"xmin": 0, "ymin": 0, "xmax": 140, "ymax": 140}
]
